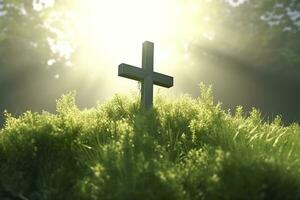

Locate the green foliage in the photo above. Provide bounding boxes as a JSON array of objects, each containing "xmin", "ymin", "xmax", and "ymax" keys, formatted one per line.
[{"xmin": 1, "ymin": 86, "xmax": 300, "ymax": 199}]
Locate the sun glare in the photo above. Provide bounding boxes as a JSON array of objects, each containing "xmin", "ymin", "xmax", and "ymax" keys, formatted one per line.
[
  {"xmin": 73, "ymin": 0, "xmax": 182, "ymax": 66},
  {"xmin": 50, "ymin": 0, "xmax": 210, "ymax": 98}
]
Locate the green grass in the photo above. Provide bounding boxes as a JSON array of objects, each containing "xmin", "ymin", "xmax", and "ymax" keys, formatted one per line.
[{"xmin": 1, "ymin": 85, "xmax": 300, "ymax": 200}]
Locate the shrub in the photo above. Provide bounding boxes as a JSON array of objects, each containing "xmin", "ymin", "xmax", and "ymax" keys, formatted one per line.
[{"xmin": 0, "ymin": 85, "xmax": 300, "ymax": 199}]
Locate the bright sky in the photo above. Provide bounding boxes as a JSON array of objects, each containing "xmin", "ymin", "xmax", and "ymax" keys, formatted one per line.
[
  {"xmin": 51, "ymin": 0, "xmax": 206, "ymax": 99},
  {"xmin": 37, "ymin": 0, "xmax": 248, "ymax": 102}
]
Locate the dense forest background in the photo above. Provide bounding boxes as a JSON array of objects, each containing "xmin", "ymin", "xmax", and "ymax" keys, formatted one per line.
[{"xmin": 0, "ymin": 0, "xmax": 300, "ymax": 125}]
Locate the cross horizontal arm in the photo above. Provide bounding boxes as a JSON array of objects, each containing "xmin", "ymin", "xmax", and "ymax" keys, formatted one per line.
[
  {"xmin": 153, "ymin": 72, "xmax": 174, "ymax": 88},
  {"xmin": 118, "ymin": 63, "xmax": 145, "ymax": 81}
]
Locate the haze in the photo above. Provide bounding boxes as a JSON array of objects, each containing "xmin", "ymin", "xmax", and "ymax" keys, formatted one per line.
[{"xmin": 0, "ymin": 0, "xmax": 299, "ymax": 125}]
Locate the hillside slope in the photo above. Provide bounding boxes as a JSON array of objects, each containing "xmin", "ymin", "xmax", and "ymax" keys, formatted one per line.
[{"xmin": 0, "ymin": 85, "xmax": 300, "ymax": 200}]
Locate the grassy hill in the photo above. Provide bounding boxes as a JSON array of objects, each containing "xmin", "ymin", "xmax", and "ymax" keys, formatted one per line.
[{"xmin": 0, "ymin": 85, "xmax": 300, "ymax": 200}]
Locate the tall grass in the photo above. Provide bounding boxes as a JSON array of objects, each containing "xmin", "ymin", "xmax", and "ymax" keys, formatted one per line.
[{"xmin": 0, "ymin": 85, "xmax": 300, "ymax": 200}]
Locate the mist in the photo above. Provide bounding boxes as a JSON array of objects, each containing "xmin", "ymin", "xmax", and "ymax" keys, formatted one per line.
[{"xmin": 0, "ymin": 0, "xmax": 300, "ymax": 126}]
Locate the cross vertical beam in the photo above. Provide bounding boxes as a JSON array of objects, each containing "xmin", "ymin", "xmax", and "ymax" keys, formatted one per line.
[
  {"xmin": 118, "ymin": 41, "xmax": 174, "ymax": 109},
  {"xmin": 142, "ymin": 41, "xmax": 154, "ymax": 109}
]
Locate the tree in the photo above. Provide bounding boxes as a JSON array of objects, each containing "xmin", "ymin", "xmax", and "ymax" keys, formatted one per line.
[
  {"xmin": 184, "ymin": 0, "xmax": 300, "ymax": 122},
  {"xmin": 0, "ymin": 0, "xmax": 66, "ymax": 125}
]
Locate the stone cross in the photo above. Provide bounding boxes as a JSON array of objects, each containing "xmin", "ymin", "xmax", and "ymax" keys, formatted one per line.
[{"xmin": 118, "ymin": 41, "xmax": 174, "ymax": 109}]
